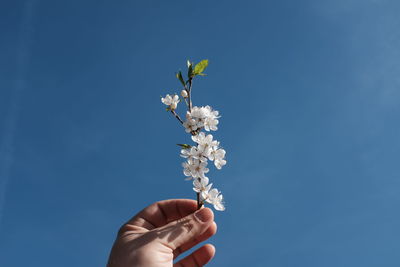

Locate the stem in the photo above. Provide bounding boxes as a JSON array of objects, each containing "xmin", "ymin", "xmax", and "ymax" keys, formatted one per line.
[
  {"xmin": 182, "ymin": 81, "xmax": 191, "ymax": 110},
  {"xmin": 196, "ymin": 192, "xmax": 203, "ymax": 210},
  {"xmin": 187, "ymin": 79, "xmax": 193, "ymax": 112},
  {"xmin": 183, "ymin": 97, "xmax": 189, "ymax": 107},
  {"xmin": 170, "ymin": 110, "xmax": 183, "ymax": 124},
  {"xmin": 186, "ymin": 77, "xmax": 201, "ymax": 208}
]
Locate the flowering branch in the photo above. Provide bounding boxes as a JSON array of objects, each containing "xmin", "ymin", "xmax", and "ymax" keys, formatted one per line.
[{"xmin": 161, "ymin": 59, "xmax": 226, "ymax": 211}]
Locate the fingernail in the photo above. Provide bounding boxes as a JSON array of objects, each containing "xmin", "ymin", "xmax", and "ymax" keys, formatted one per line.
[{"xmin": 194, "ymin": 208, "xmax": 213, "ymax": 223}]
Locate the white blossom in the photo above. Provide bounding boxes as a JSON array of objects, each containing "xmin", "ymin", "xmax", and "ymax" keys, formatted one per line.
[
  {"xmin": 183, "ymin": 112, "xmax": 198, "ymax": 133},
  {"xmin": 180, "ymin": 148, "xmax": 191, "ymax": 159},
  {"xmin": 180, "ymin": 146, "xmax": 207, "ymax": 162},
  {"xmin": 191, "ymin": 132, "xmax": 218, "ymax": 158},
  {"xmin": 202, "ymin": 188, "xmax": 225, "ymax": 211},
  {"xmin": 161, "ymin": 94, "xmax": 180, "ymax": 110},
  {"xmin": 203, "ymin": 105, "xmax": 220, "ymax": 131},
  {"xmin": 215, "ymin": 158, "xmax": 227, "ymax": 170},
  {"xmin": 191, "ymin": 132, "xmax": 213, "ymax": 145},
  {"xmin": 209, "ymin": 148, "xmax": 226, "ymax": 169},
  {"xmin": 183, "ymin": 106, "xmax": 220, "ymax": 132},
  {"xmin": 193, "ymin": 177, "xmax": 212, "ymax": 193},
  {"xmin": 190, "ymin": 106, "xmax": 208, "ymax": 120},
  {"xmin": 182, "ymin": 158, "xmax": 209, "ymax": 179}
]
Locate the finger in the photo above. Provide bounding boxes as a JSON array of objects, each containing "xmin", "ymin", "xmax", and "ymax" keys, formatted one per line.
[
  {"xmin": 173, "ymin": 222, "xmax": 217, "ymax": 259},
  {"xmin": 127, "ymin": 199, "xmax": 198, "ymax": 230},
  {"xmin": 155, "ymin": 207, "xmax": 214, "ymax": 250},
  {"xmin": 174, "ymin": 244, "xmax": 215, "ymax": 267}
]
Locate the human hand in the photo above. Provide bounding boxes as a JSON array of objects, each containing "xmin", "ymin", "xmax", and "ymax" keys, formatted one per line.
[{"xmin": 107, "ymin": 199, "xmax": 217, "ymax": 267}]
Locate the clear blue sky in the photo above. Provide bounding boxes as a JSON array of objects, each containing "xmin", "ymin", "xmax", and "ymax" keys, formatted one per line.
[{"xmin": 1, "ymin": 0, "xmax": 400, "ymax": 266}]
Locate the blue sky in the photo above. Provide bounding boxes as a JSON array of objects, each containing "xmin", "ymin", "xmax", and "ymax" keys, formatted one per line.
[{"xmin": 1, "ymin": 0, "xmax": 400, "ymax": 266}]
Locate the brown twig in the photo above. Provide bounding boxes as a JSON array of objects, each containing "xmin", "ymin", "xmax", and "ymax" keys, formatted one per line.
[
  {"xmin": 170, "ymin": 110, "xmax": 183, "ymax": 124},
  {"xmin": 187, "ymin": 79, "xmax": 203, "ymax": 209},
  {"xmin": 171, "ymin": 74, "xmax": 202, "ymax": 209},
  {"xmin": 196, "ymin": 191, "xmax": 203, "ymax": 210},
  {"xmin": 187, "ymin": 78, "xmax": 193, "ymax": 112}
]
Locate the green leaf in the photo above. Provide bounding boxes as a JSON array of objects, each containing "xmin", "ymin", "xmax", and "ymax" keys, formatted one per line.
[
  {"xmin": 194, "ymin": 59, "xmax": 209, "ymax": 75},
  {"xmin": 177, "ymin": 144, "xmax": 192, "ymax": 149},
  {"xmin": 188, "ymin": 63, "xmax": 193, "ymax": 79},
  {"xmin": 176, "ymin": 71, "xmax": 185, "ymax": 86}
]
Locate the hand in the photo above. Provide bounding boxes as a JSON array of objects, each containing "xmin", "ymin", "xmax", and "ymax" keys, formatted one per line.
[{"xmin": 107, "ymin": 199, "xmax": 217, "ymax": 267}]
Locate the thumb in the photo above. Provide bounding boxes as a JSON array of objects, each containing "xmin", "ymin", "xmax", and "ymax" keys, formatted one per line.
[{"xmin": 155, "ymin": 207, "xmax": 214, "ymax": 250}]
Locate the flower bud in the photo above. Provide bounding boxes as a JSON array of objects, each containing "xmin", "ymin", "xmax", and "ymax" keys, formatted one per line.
[{"xmin": 181, "ymin": 90, "xmax": 188, "ymax": 98}]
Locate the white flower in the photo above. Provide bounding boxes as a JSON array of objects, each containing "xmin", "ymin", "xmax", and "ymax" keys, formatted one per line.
[
  {"xmin": 191, "ymin": 132, "xmax": 212, "ymax": 145},
  {"xmin": 203, "ymin": 106, "xmax": 220, "ymax": 131},
  {"xmin": 180, "ymin": 148, "xmax": 191, "ymax": 159},
  {"xmin": 193, "ymin": 177, "xmax": 212, "ymax": 193},
  {"xmin": 215, "ymin": 158, "xmax": 227, "ymax": 170},
  {"xmin": 180, "ymin": 146, "xmax": 207, "ymax": 162},
  {"xmin": 187, "ymin": 106, "xmax": 206, "ymax": 129},
  {"xmin": 182, "ymin": 158, "xmax": 209, "ymax": 179},
  {"xmin": 192, "ymin": 132, "xmax": 225, "ymax": 168},
  {"xmin": 190, "ymin": 106, "xmax": 208, "ymax": 119},
  {"xmin": 183, "ymin": 112, "xmax": 199, "ymax": 133},
  {"xmin": 192, "ymin": 132, "xmax": 219, "ymax": 159},
  {"xmin": 202, "ymin": 188, "xmax": 225, "ymax": 211},
  {"xmin": 183, "ymin": 106, "xmax": 220, "ymax": 132},
  {"xmin": 209, "ymin": 148, "xmax": 226, "ymax": 169},
  {"xmin": 161, "ymin": 94, "xmax": 180, "ymax": 110}
]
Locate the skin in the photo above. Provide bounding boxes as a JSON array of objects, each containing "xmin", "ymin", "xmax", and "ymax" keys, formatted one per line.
[{"xmin": 107, "ymin": 199, "xmax": 217, "ymax": 267}]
